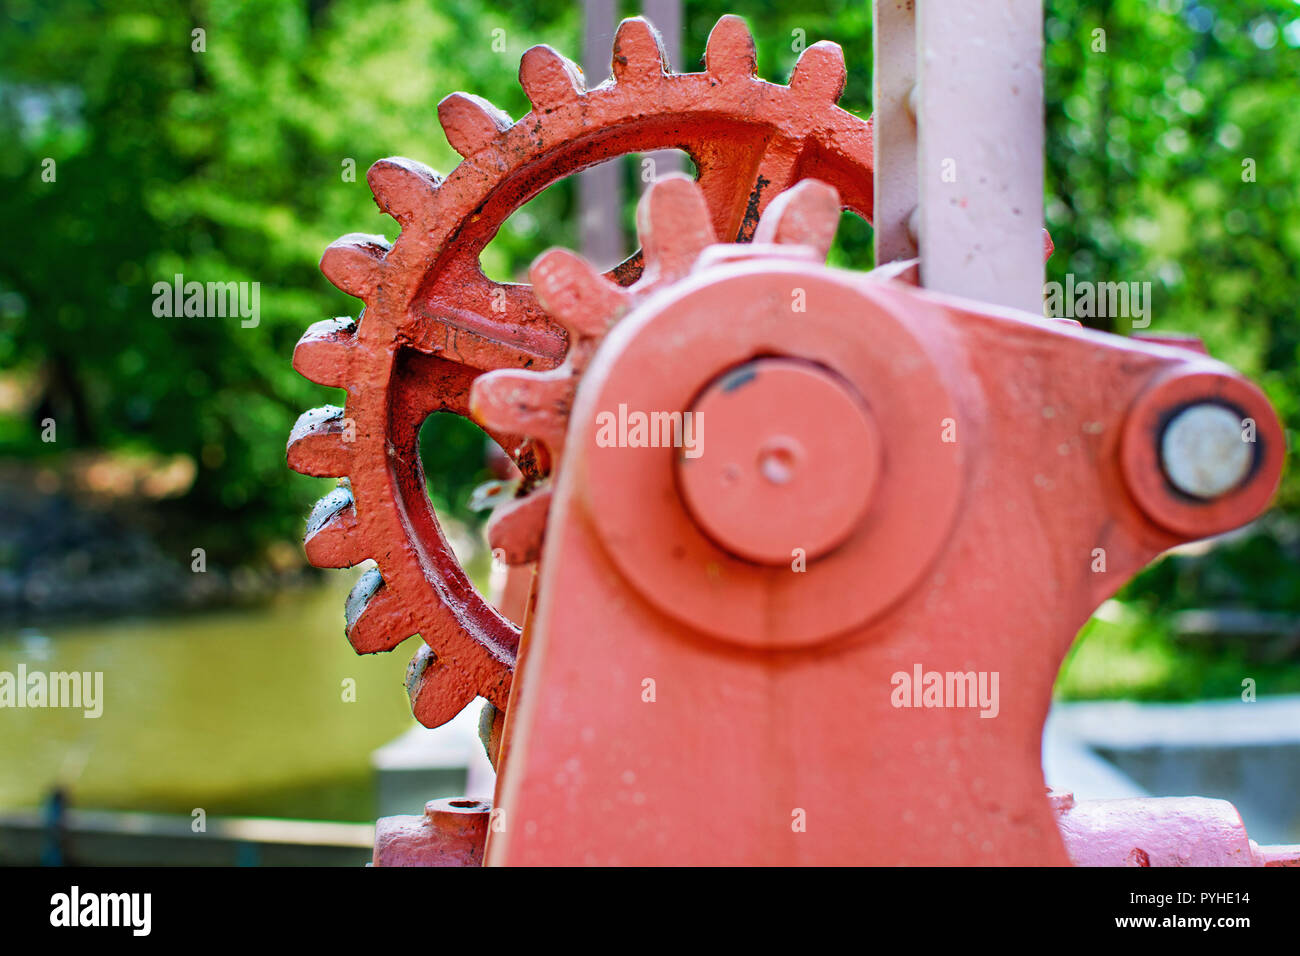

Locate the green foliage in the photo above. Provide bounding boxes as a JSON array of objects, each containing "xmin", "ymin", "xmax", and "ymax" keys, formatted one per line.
[
  {"xmin": 1055, "ymin": 605, "xmax": 1300, "ymax": 701},
  {"xmin": 0, "ymin": 0, "xmax": 581, "ymax": 562},
  {"xmin": 1044, "ymin": 0, "xmax": 1300, "ymax": 514},
  {"xmin": 1, "ymin": 0, "xmax": 1298, "ymax": 598},
  {"xmin": 1124, "ymin": 517, "xmax": 1300, "ymax": 614}
]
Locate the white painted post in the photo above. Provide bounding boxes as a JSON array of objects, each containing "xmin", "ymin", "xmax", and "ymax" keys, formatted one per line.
[
  {"xmin": 872, "ymin": 0, "xmax": 918, "ymax": 266},
  {"xmin": 915, "ymin": 0, "xmax": 1045, "ymax": 313}
]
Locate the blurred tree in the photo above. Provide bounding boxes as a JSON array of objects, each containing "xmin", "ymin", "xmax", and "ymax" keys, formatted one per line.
[
  {"xmin": 1041, "ymin": 0, "xmax": 1300, "ymax": 612},
  {"xmin": 0, "ymin": 0, "xmax": 579, "ymax": 563},
  {"xmin": 1044, "ymin": 0, "xmax": 1300, "ymax": 503},
  {"xmin": 1, "ymin": 0, "xmax": 1297, "ymax": 598}
]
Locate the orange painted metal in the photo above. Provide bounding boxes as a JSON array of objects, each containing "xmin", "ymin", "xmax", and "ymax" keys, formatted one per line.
[
  {"xmin": 286, "ymin": 15, "xmax": 877, "ymax": 731},
  {"xmin": 287, "ymin": 15, "xmax": 1287, "ymax": 866},
  {"xmin": 1120, "ymin": 369, "xmax": 1281, "ymax": 538},
  {"xmin": 1052, "ymin": 791, "xmax": 1300, "ymax": 867},
  {"xmin": 372, "ymin": 798, "xmax": 490, "ymax": 867},
  {"xmin": 483, "ymin": 177, "xmax": 1283, "ymax": 866},
  {"xmin": 676, "ymin": 357, "xmax": 881, "ymax": 566}
]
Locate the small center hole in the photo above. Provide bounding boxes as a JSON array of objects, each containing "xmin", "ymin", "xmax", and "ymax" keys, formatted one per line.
[{"xmin": 758, "ymin": 444, "xmax": 798, "ymax": 484}]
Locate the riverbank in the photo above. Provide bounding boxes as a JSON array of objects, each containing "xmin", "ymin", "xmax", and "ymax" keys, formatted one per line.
[
  {"xmin": 0, "ymin": 576, "xmax": 414, "ymax": 823},
  {"xmin": 0, "ymin": 461, "xmax": 324, "ymax": 626}
]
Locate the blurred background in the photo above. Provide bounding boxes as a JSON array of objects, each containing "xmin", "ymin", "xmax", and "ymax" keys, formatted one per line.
[{"xmin": 1, "ymin": 0, "xmax": 1298, "ymax": 864}]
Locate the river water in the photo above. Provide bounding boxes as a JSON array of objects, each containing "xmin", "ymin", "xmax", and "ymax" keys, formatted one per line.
[{"xmin": 0, "ymin": 573, "xmax": 416, "ymax": 822}]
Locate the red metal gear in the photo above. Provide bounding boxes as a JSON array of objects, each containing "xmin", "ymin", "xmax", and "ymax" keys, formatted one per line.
[
  {"xmin": 471, "ymin": 174, "xmax": 845, "ymax": 564},
  {"xmin": 287, "ymin": 15, "xmax": 875, "ymax": 730}
]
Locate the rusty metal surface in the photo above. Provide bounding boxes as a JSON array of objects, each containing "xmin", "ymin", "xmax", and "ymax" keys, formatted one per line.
[
  {"xmin": 371, "ymin": 798, "xmax": 490, "ymax": 867},
  {"xmin": 289, "ymin": 15, "xmax": 1289, "ymax": 868},
  {"xmin": 287, "ymin": 15, "xmax": 877, "ymax": 731}
]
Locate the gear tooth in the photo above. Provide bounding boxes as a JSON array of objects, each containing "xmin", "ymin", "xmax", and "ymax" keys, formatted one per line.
[
  {"xmin": 304, "ymin": 485, "xmax": 364, "ymax": 568},
  {"xmin": 487, "ymin": 489, "xmax": 552, "ymax": 565},
  {"xmin": 704, "ymin": 14, "xmax": 757, "ymax": 77},
  {"xmin": 367, "ymin": 157, "xmax": 442, "ymax": 226},
  {"xmin": 479, "ymin": 702, "xmax": 505, "ymax": 769},
  {"xmin": 470, "ymin": 370, "xmax": 572, "ymax": 454},
  {"xmin": 529, "ymin": 248, "xmax": 628, "ymax": 339},
  {"xmin": 406, "ymin": 643, "xmax": 478, "ymax": 729},
  {"xmin": 287, "ymin": 405, "xmax": 355, "ymax": 477},
  {"xmin": 320, "ymin": 233, "xmax": 390, "ymax": 300},
  {"xmin": 519, "ymin": 44, "xmax": 584, "ymax": 111},
  {"xmin": 611, "ymin": 16, "xmax": 669, "ymax": 83},
  {"xmin": 437, "ymin": 92, "xmax": 512, "ymax": 158},
  {"xmin": 345, "ymin": 567, "xmax": 416, "ymax": 654},
  {"xmin": 637, "ymin": 174, "xmax": 716, "ymax": 278},
  {"xmin": 293, "ymin": 317, "xmax": 356, "ymax": 388},
  {"xmin": 751, "ymin": 179, "xmax": 842, "ymax": 259},
  {"xmin": 789, "ymin": 40, "xmax": 847, "ymax": 103}
]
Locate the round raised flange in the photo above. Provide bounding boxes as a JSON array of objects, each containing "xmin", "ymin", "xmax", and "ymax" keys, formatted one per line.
[
  {"xmin": 574, "ymin": 261, "xmax": 964, "ymax": 649},
  {"xmin": 676, "ymin": 358, "xmax": 880, "ymax": 565},
  {"xmin": 1121, "ymin": 368, "xmax": 1283, "ymax": 538}
]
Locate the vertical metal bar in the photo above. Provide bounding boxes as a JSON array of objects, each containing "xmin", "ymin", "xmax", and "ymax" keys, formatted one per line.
[
  {"xmin": 916, "ymin": 0, "xmax": 1044, "ymax": 312},
  {"xmin": 873, "ymin": 0, "xmax": 918, "ymax": 266},
  {"xmin": 642, "ymin": 0, "xmax": 684, "ymax": 181},
  {"xmin": 580, "ymin": 0, "xmax": 625, "ymax": 269}
]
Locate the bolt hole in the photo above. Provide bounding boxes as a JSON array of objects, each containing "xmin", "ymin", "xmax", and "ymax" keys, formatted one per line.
[{"xmin": 757, "ymin": 443, "xmax": 798, "ymax": 484}]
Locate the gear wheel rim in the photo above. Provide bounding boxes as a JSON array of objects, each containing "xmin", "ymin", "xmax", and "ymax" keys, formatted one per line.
[{"xmin": 287, "ymin": 14, "xmax": 876, "ymax": 730}]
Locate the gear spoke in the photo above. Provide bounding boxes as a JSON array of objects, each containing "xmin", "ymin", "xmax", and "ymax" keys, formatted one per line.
[
  {"xmin": 412, "ymin": 264, "xmax": 564, "ymax": 373},
  {"xmin": 694, "ymin": 136, "xmax": 801, "ymax": 242}
]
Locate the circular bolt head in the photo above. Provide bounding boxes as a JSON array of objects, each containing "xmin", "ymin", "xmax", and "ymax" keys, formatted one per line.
[
  {"xmin": 1160, "ymin": 403, "xmax": 1252, "ymax": 499},
  {"xmin": 676, "ymin": 358, "xmax": 879, "ymax": 566}
]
